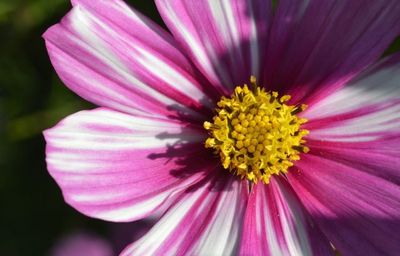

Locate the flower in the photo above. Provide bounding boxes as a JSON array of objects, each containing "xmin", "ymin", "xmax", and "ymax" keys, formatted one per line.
[
  {"xmin": 43, "ymin": 0, "xmax": 400, "ymax": 255},
  {"xmin": 49, "ymin": 221, "xmax": 154, "ymax": 256},
  {"xmin": 50, "ymin": 232, "xmax": 114, "ymax": 256}
]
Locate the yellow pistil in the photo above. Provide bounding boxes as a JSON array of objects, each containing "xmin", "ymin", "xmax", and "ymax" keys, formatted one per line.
[{"xmin": 204, "ymin": 76, "xmax": 309, "ymax": 184}]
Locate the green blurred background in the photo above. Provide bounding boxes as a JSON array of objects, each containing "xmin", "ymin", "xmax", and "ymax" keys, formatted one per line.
[
  {"xmin": 0, "ymin": 0, "xmax": 399, "ymax": 255},
  {"xmin": 0, "ymin": 1, "xmax": 161, "ymax": 255}
]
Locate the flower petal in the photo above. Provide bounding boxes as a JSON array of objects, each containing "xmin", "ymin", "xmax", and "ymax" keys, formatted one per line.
[
  {"xmin": 289, "ymin": 153, "xmax": 400, "ymax": 255},
  {"xmin": 240, "ymin": 178, "xmax": 334, "ymax": 256},
  {"xmin": 303, "ymin": 53, "xmax": 400, "ymax": 142},
  {"xmin": 44, "ymin": 108, "xmax": 213, "ymax": 222},
  {"xmin": 264, "ymin": 0, "xmax": 400, "ymax": 105},
  {"xmin": 50, "ymin": 231, "xmax": 113, "ymax": 256},
  {"xmin": 44, "ymin": 0, "xmax": 216, "ymax": 120},
  {"xmin": 121, "ymin": 175, "xmax": 248, "ymax": 256},
  {"xmin": 156, "ymin": 0, "xmax": 271, "ymax": 94}
]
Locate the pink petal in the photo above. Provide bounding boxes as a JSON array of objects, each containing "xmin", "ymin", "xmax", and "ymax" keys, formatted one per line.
[
  {"xmin": 44, "ymin": 0, "xmax": 217, "ymax": 121},
  {"xmin": 44, "ymin": 108, "xmax": 213, "ymax": 222},
  {"xmin": 50, "ymin": 232, "xmax": 113, "ymax": 256},
  {"xmin": 240, "ymin": 178, "xmax": 334, "ymax": 256},
  {"xmin": 156, "ymin": 0, "xmax": 271, "ymax": 94},
  {"xmin": 121, "ymin": 175, "xmax": 248, "ymax": 255},
  {"xmin": 289, "ymin": 153, "xmax": 400, "ymax": 255},
  {"xmin": 303, "ymin": 53, "xmax": 400, "ymax": 142},
  {"xmin": 307, "ymin": 137, "xmax": 400, "ymax": 189},
  {"xmin": 264, "ymin": 1, "xmax": 400, "ymax": 106}
]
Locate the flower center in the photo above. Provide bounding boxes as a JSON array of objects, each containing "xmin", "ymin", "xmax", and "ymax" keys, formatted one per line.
[{"xmin": 204, "ymin": 77, "xmax": 309, "ymax": 184}]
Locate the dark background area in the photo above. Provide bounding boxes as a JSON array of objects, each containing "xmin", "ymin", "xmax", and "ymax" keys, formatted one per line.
[{"xmin": 0, "ymin": 0, "xmax": 399, "ymax": 255}]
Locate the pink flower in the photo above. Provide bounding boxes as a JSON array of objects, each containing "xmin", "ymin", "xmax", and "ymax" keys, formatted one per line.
[
  {"xmin": 50, "ymin": 232, "xmax": 113, "ymax": 256},
  {"xmin": 50, "ymin": 221, "xmax": 154, "ymax": 256},
  {"xmin": 43, "ymin": 0, "xmax": 400, "ymax": 255}
]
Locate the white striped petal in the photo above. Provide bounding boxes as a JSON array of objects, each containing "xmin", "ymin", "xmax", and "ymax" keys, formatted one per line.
[
  {"xmin": 44, "ymin": 0, "xmax": 216, "ymax": 120},
  {"xmin": 289, "ymin": 153, "xmax": 400, "ymax": 255},
  {"xmin": 156, "ymin": 0, "xmax": 271, "ymax": 94},
  {"xmin": 263, "ymin": 0, "xmax": 400, "ymax": 105},
  {"xmin": 240, "ymin": 178, "xmax": 334, "ymax": 256},
  {"xmin": 303, "ymin": 53, "xmax": 400, "ymax": 142},
  {"xmin": 45, "ymin": 108, "xmax": 212, "ymax": 222},
  {"xmin": 121, "ymin": 175, "xmax": 248, "ymax": 256}
]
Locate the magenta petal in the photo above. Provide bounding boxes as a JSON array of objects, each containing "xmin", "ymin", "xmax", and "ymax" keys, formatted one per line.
[
  {"xmin": 156, "ymin": 0, "xmax": 271, "ymax": 94},
  {"xmin": 303, "ymin": 53, "xmax": 400, "ymax": 142},
  {"xmin": 44, "ymin": 108, "xmax": 212, "ymax": 222},
  {"xmin": 121, "ymin": 175, "xmax": 248, "ymax": 255},
  {"xmin": 240, "ymin": 178, "xmax": 334, "ymax": 256},
  {"xmin": 50, "ymin": 232, "xmax": 113, "ymax": 256},
  {"xmin": 264, "ymin": 0, "xmax": 400, "ymax": 105},
  {"xmin": 289, "ymin": 154, "xmax": 400, "ymax": 255},
  {"xmin": 44, "ymin": 0, "xmax": 216, "ymax": 120},
  {"xmin": 307, "ymin": 138, "xmax": 400, "ymax": 186}
]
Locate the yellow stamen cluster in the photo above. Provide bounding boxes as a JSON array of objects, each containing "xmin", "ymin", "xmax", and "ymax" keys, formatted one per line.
[{"xmin": 204, "ymin": 77, "xmax": 309, "ymax": 184}]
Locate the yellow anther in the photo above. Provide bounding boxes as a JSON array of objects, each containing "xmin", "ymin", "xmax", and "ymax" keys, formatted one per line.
[
  {"xmin": 238, "ymin": 113, "xmax": 246, "ymax": 120},
  {"xmin": 234, "ymin": 124, "xmax": 242, "ymax": 132},
  {"xmin": 205, "ymin": 138, "xmax": 216, "ymax": 148},
  {"xmin": 250, "ymin": 75, "xmax": 257, "ymax": 84},
  {"xmin": 248, "ymin": 145, "xmax": 256, "ymax": 153},
  {"xmin": 203, "ymin": 121, "xmax": 213, "ymax": 130},
  {"xmin": 203, "ymin": 77, "xmax": 309, "ymax": 184},
  {"xmin": 247, "ymin": 172, "xmax": 256, "ymax": 181},
  {"xmin": 237, "ymin": 134, "xmax": 245, "ymax": 141},
  {"xmin": 280, "ymin": 95, "xmax": 291, "ymax": 102},
  {"xmin": 231, "ymin": 130, "xmax": 238, "ymax": 138}
]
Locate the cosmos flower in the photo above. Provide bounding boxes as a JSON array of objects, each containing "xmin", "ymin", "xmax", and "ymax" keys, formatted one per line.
[
  {"xmin": 43, "ymin": 0, "xmax": 400, "ymax": 255},
  {"xmin": 50, "ymin": 232, "xmax": 114, "ymax": 256},
  {"xmin": 49, "ymin": 221, "xmax": 154, "ymax": 256}
]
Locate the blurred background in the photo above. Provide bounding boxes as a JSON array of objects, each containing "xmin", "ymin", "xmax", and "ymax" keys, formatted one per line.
[
  {"xmin": 0, "ymin": 1, "xmax": 161, "ymax": 255},
  {"xmin": 0, "ymin": 0, "xmax": 399, "ymax": 255}
]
